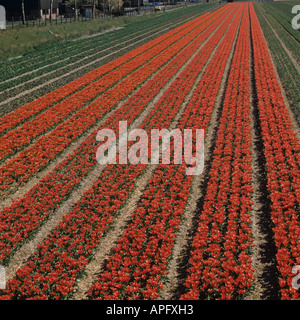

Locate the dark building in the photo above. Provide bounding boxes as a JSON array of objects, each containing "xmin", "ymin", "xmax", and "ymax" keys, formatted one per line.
[
  {"xmin": 123, "ymin": 0, "xmax": 143, "ymax": 7},
  {"xmin": 0, "ymin": 0, "xmax": 61, "ymax": 19}
]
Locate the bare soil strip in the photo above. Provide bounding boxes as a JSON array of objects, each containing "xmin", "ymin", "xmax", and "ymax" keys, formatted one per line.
[
  {"xmin": 71, "ymin": 27, "xmax": 124, "ymax": 41},
  {"xmin": 71, "ymin": 16, "xmax": 232, "ymax": 299},
  {"xmin": 247, "ymin": 16, "xmax": 280, "ymax": 300},
  {"xmin": 161, "ymin": 8, "xmax": 243, "ymax": 300}
]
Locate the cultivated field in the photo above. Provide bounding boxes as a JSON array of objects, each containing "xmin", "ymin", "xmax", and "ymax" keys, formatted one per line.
[{"xmin": 0, "ymin": 2, "xmax": 299, "ymax": 300}]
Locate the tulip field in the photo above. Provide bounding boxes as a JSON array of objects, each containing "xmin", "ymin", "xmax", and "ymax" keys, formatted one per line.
[{"xmin": 0, "ymin": 2, "xmax": 299, "ymax": 301}]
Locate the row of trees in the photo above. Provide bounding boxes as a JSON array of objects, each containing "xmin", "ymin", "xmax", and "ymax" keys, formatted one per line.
[
  {"xmin": 17, "ymin": 0, "xmax": 126, "ymax": 22},
  {"xmin": 64, "ymin": 0, "xmax": 125, "ymax": 15}
]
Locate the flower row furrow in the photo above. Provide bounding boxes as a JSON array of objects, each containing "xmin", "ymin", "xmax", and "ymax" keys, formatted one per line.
[{"xmin": 249, "ymin": 4, "xmax": 300, "ymax": 300}]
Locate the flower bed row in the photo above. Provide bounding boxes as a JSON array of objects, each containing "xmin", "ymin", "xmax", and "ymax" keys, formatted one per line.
[
  {"xmin": 0, "ymin": 10, "xmax": 211, "ymax": 137},
  {"xmin": 0, "ymin": 9, "xmax": 230, "ymax": 198},
  {"xmin": 249, "ymin": 4, "xmax": 300, "ymax": 300},
  {"xmin": 0, "ymin": 4, "xmax": 238, "ymax": 299},
  {"xmin": 87, "ymin": 3, "xmax": 245, "ymax": 300},
  {"xmin": 0, "ymin": 10, "xmax": 216, "ymax": 163},
  {"xmin": 0, "ymin": 8, "xmax": 216, "ymax": 118},
  {"xmin": 180, "ymin": 3, "xmax": 255, "ymax": 300},
  {"xmin": 0, "ymin": 7, "xmax": 212, "ymax": 108},
  {"xmin": 0, "ymin": 5, "xmax": 230, "ymax": 267}
]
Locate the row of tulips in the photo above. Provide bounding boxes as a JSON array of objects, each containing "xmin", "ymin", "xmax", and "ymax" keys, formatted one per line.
[
  {"xmin": 87, "ymin": 4, "xmax": 244, "ymax": 300},
  {"xmin": 0, "ymin": 8, "xmax": 230, "ymax": 198},
  {"xmin": 249, "ymin": 4, "xmax": 300, "ymax": 300},
  {"xmin": 0, "ymin": 6, "xmax": 230, "ymax": 266},
  {"xmin": 0, "ymin": 10, "xmax": 212, "ymax": 137},
  {"xmin": 0, "ymin": 4, "xmax": 239, "ymax": 299},
  {"xmin": 180, "ymin": 3, "xmax": 255, "ymax": 300},
  {"xmin": 0, "ymin": 10, "xmax": 220, "ymax": 163}
]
